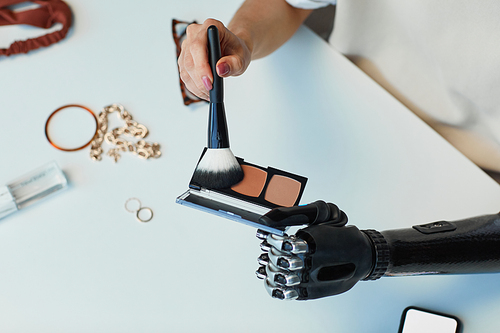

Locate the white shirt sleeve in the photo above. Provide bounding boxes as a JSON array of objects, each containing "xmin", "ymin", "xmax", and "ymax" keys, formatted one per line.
[{"xmin": 286, "ymin": 0, "xmax": 336, "ymax": 10}]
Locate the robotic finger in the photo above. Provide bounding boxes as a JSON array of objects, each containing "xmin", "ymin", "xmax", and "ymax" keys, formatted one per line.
[
  {"xmin": 266, "ymin": 261, "xmax": 301, "ymax": 286},
  {"xmin": 264, "ymin": 277, "xmax": 300, "ymax": 300},
  {"xmin": 268, "ymin": 247, "xmax": 304, "ymax": 270},
  {"xmin": 256, "ymin": 230, "xmax": 309, "ymax": 300},
  {"xmin": 266, "ymin": 233, "xmax": 308, "ymax": 254}
]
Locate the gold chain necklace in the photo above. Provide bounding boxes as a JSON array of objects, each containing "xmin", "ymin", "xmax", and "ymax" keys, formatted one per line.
[{"xmin": 89, "ymin": 104, "xmax": 161, "ymax": 162}]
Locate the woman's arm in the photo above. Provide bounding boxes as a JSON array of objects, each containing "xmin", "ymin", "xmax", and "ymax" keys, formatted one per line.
[{"xmin": 228, "ymin": 0, "xmax": 312, "ymax": 60}]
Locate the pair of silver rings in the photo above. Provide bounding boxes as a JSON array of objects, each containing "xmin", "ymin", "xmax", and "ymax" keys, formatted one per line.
[{"xmin": 124, "ymin": 198, "xmax": 153, "ymax": 223}]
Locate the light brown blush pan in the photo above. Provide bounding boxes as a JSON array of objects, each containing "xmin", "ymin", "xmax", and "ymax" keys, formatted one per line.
[
  {"xmin": 264, "ymin": 175, "xmax": 302, "ymax": 207},
  {"xmin": 231, "ymin": 164, "xmax": 267, "ymax": 197}
]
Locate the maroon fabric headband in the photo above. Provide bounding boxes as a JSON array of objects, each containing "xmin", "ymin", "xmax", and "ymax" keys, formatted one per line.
[{"xmin": 0, "ymin": 0, "xmax": 72, "ymax": 56}]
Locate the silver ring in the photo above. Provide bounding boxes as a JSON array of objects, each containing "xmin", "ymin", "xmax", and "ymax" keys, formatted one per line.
[
  {"xmin": 136, "ymin": 207, "xmax": 153, "ymax": 222},
  {"xmin": 125, "ymin": 197, "xmax": 142, "ymax": 213}
]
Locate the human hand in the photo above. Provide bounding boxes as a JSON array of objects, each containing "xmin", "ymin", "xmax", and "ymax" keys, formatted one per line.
[
  {"xmin": 256, "ymin": 201, "xmax": 377, "ymax": 300},
  {"xmin": 177, "ymin": 19, "xmax": 252, "ymax": 101}
]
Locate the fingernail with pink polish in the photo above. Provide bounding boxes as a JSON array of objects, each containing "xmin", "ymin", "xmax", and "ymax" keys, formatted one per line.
[
  {"xmin": 217, "ymin": 63, "xmax": 230, "ymax": 76},
  {"xmin": 202, "ymin": 76, "xmax": 212, "ymax": 91}
]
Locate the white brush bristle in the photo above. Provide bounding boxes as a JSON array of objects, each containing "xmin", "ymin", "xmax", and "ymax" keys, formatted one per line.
[
  {"xmin": 192, "ymin": 148, "xmax": 244, "ymax": 189},
  {"xmin": 196, "ymin": 148, "xmax": 238, "ymax": 172}
]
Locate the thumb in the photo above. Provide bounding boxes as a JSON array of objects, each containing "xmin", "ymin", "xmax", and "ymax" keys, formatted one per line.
[{"xmin": 216, "ymin": 55, "xmax": 246, "ymax": 78}]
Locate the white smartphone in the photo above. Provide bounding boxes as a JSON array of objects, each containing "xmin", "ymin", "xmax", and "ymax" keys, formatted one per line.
[{"xmin": 398, "ymin": 306, "xmax": 462, "ymax": 333}]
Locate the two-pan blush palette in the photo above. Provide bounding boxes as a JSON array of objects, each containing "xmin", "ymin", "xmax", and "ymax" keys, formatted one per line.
[{"xmin": 177, "ymin": 153, "xmax": 307, "ymax": 235}]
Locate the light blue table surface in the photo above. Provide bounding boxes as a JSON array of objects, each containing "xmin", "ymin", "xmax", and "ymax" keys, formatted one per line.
[{"xmin": 1, "ymin": 1, "xmax": 499, "ymax": 332}]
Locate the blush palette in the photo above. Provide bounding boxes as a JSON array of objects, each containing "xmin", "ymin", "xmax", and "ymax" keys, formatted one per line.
[{"xmin": 177, "ymin": 152, "xmax": 307, "ymax": 235}]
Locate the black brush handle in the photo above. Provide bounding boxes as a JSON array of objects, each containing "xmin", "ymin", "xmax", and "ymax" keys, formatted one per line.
[
  {"xmin": 379, "ymin": 213, "xmax": 500, "ymax": 276},
  {"xmin": 207, "ymin": 25, "xmax": 229, "ymax": 148},
  {"xmin": 207, "ymin": 25, "xmax": 223, "ymax": 103}
]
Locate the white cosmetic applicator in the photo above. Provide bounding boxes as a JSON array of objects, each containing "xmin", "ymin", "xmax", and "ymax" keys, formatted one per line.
[{"xmin": 191, "ymin": 25, "xmax": 243, "ymax": 189}]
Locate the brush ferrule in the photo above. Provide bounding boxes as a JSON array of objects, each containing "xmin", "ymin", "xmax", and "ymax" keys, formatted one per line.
[{"xmin": 208, "ymin": 102, "xmax": 230, "ymax": 148}]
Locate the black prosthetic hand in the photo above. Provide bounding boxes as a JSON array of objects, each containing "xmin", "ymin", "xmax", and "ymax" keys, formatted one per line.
[
  {"xmin": 256, "ymin": 201, "xmax": 376, "ymax": 300},
  {"xmin": 256, "ymin": 201, "xmax": 500, "ymax": 300}
]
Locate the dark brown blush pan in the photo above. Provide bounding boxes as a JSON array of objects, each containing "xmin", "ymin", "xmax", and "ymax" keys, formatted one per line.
[{"xmin": 231, "ymin": 164, "xmax": 267, "ymax": 197}]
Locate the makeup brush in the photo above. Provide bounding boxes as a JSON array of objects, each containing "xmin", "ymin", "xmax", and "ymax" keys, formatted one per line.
[{"xmin": 191, "ymin": 25, "xmax": 244, "ymax": 189}]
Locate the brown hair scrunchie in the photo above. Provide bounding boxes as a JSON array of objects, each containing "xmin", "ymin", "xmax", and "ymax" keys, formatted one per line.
[{"xmin": 0, "ymin": 0, "xmax": 72, "ymax": 56}]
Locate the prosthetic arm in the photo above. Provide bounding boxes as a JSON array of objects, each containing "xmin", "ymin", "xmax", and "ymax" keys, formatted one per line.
[{"xmin": 256, "ymin": 201, "xmax": 500, "ymax": 300}]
